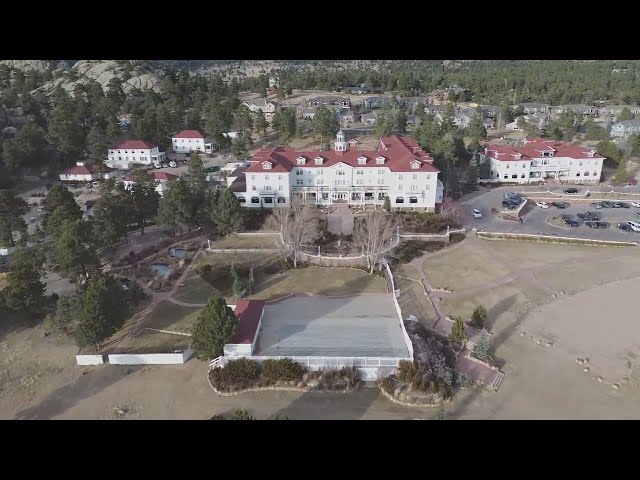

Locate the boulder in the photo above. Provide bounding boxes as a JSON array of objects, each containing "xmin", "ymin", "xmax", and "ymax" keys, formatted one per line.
[{"xmin": 0, "ymin": 60, "xmax": 51, "ymax": 72}]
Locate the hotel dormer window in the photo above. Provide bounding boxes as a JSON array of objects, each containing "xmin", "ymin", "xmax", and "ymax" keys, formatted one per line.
[
  {"xmin": 376, "ymin": 156, "xmax": 385, "ymax": 165},
  {"xmin": 411, "ymin": 161, "xmax": 420, "ymax": 170},
  {"xmin": 262, "ymin": 162, "xmax": 272, "ymax": 170},
  {"xmin": 297, "ymin": 156, "xmax": 306, "ymax": 165},
  {"xmin": 315, "ymin": 156, "xmax": 323, "ymax": 165},
  {"xmin": 357, "ymin": 156, "xmax": 367, "ymax": 165}
]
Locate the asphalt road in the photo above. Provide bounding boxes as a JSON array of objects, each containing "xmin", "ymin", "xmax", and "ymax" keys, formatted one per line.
[{"xmin": 459, "ymin": 185, "xmax": 640, "ymax": 241}]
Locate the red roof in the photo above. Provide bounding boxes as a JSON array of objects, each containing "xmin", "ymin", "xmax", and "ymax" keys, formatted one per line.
[
  {"xmin": 173, "ymin": 130, "xmax": 205, "ymax": 139},
  {"xmin": 230, "ymin": 300, "xmax": 265, "ymax": 344},
  {"xmin": 245, "ymin": 135, "xmax": 439, "ymax": 173},
  {"xmin": 151, "ymin": 172, "xmax": 178, "ymax": 182},
  {"xmin": 483, "ymin": 138, "xmax": 604, "ymax": 162},
  {"xmin": 113, "ymin": 140, "xmax": 156, "ymax": 150},
  {"xmin": 63, "ymin": 165, "xmax": 93, "ymax": 175}
]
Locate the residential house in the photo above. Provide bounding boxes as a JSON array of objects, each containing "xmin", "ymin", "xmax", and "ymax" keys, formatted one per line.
[
  {"xmin": 360, "ymin": 112, "xmax": 378, "ymax": 125},
  {"xmin": 232, "ymin": 131, "xmax": 443, "ymax": 211},
  {"xmin": 301, "ymin": 107, "xmax": 317, "ymax": 120},
  {"xmin": 342, "ymin": 84, "xmax": 378, "ymax": 95},
  {"xmin": 59, "ymin": 162, "xmax": 100, "ymax": 182},
  {"xmin": 598, "ymin": 105, "xmax": 640, "ymax": 118},
  {"xmin": 480, "ymin": 105, "xmax": 502, "ymax": 119},
  {"xmin": 107, "ymin": 140, "xmax": 165, "ymax": 170},
  {"xmin": 397, "ymin": 96, "xmax": 429, "ymax": 112},
  {"xmin": 478, "ymin": 137, "xmax": 604, "ymax": 184},
  {"xmin": 172, "ymin": 130, "xmax": 215, "ymax": 154},
  {"xmin": 306, "ymin": 96, "xmax": 351, "ymax": 109},
  {"xmin": 339, "ymin": 110, "xmax": 356, "ymax": 124},
  {"xmin": 446, "ymin": 85, "xmax": 470, "ymax": 101},
  {"xmin": 483, "ymin": 118, "xmax": 496, "ymax": 130},
  {"xmin": 516, "ymin": 103, "xmax": 549, "ymax": 115},
  {"xmin": 427, "ymin": 89, "xmax": 447, "ymax": 105},
  {"xmin": 553, "ymin": 104, "xmax": 598, "ymax": 116},
  {"xmin": 243, "ymin": 99, "xmax": 280, "ymax": 121},
  {"xmin": 359, "ymin": 96, "xmax": 393, "ymax": 109},
  {"xmin": 424, "ymin": 105, "xmax": 446, "ymax": 116},
  {"xmin": 268, "ymin": 77, "xmax": 279, "ymax": 89},
  {"xmin": 610, "ymin": 120, "xmax": 640, "ymax": 138},
  {"xmin": 435, "ymin": 112, "xmax": 473, "ymax": 130},
  {"xmin": 123, "ymin": 171, "xmax": 178, "ymax": 197}
]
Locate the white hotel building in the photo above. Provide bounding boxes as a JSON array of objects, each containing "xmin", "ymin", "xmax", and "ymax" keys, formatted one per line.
[
  {"xmin": 229, "ymin": 132, "xmax": 444, "ymax": 210},
  {"xmin": 106, "ymin": 140, "xmax": 166, "ymax": 170},
  {"xmin": 478, "ymin": 137, "xmax": 605, "ymax": 185},
  {"xmin": 171, "ymin": 130, "xmax": 216, "ymax": 154}
]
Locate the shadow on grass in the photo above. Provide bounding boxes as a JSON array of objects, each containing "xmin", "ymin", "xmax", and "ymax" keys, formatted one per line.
[{"xmin": 13, "ymin": 365, "xmax": 142, "ymax": 420}]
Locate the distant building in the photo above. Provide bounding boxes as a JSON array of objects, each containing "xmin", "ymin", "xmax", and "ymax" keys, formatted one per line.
[
  {"xmin": 123, "ymin": 171, "xmax": 178, "ymax": 197},
  {"xmin": 342, "ymin": 84, "xmax": 379, "ymax": 95},
  {"xmin": 243, "ymin": 99, "xmax": 280, "ymax": 121},
  {"xmin": 553, "ymin": 104, "xmax": 598, "ymax": 116},
  {"xmin": 306, "ymin": 96, "xmax": 351, "ymax": 110},
  {"xmin": 171, "ymin": 130, "xmax": 215, "ymax": 154},
  {"xmin": 360, "ymin": 112, "xmax": 378, "ymax": 125},
  {"xmin": 515, "ymin": 103, "xmax": 549, "ymax": 115},
  {"xmin": 479, "ymin": 137, "xmax": 604, "ymax": 184},
  {"xmin": 359, "ymin": 96, "xmax": 393, "ymax": 109},
  {"xmin": 610, "ymin": 120, "xmax": 640, "ymax": 138},
  {"xmin": 107, "ymin": 140, "xmax": 165, "ymax": 170},
  {"xmin": 598, "ymin": 105, "xmax": 640, "ymax": 118},
  {"xmin": 59, "ymin": 162, "xmax": 100, "ymax": 182}
]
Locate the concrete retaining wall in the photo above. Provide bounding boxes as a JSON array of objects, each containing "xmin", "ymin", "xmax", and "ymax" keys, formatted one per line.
[
  {"xmin": 108, "ymin": 349, "xmax": 194, "ymax": 365},
  {"xmin": 75, "ymin": 354, "xmax": 106, "ymax": 365},
  {"xmin": 477, "ymin": 231, "xmax": 638, "ymax": 247}
]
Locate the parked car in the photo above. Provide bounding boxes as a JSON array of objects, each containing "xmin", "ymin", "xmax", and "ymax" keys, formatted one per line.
[
  {"xmin": 626, "ymin": 221, "xmax": 640, "ymax": 232},
  {"xmin": 619, "ymin": 202, "xmax": 631, "ymax": 208},
  {"xmin": 564, "ymin": 187, "xmax": 579, "ymax": 194},
  {"xmin": 618, "ymin": 222, "xmax": 635, "ymax": 232},
  {"xmin": 502, "ymin": 200, "xmax": 518, "ymax": 210},
  {"xmin": 551, "ymin": 202, "xmax": 569, "ymax": 209},
  {"xmin": 169, "ymin": 160, "xmax": 177, "ymax": 168},
  {"xmin": 472, "ymin": 208, "xmax": 482, "ymax": 219},
  {"xmin": 630, "ymin": 201, "xmax": 640, "ymax": 208},
  {"xmin": 180, "ymin": 159, "xmax": 188, "ymax": 165},
  {"xmin": 160, "ymin": 162, "xmax": 170, "ymax": 168},
  {"xmin": 564, "ymin": 218, "xmax": 580, "ymax": 227},
  {"xmin": 591, "ymin": 202, "xmax": 603, "ymax": 209},
  {"xmin": 586, "ymin": 221, "xmax": 607, "ymax": 229},
  {"xmin": 628, "ymin": 179, "xmax": 638, "ymax": 186},
  {"xmin": 577, "ymin": 212, "xmax": 600, "ymax": 221},
  {"xmin": 91, "ymin": 181, "xmax": 101, "ymax": 188},
  {"xmin": 611, "ymin": 202, "xmax": 623, "ymax": 208},
  {"xmin": 535, "ymin": 201, "xmax": 549, "ymax": 209},
  {"xmin": 600, "ymin": 201, "xmax": 613, "ymax": 208}
]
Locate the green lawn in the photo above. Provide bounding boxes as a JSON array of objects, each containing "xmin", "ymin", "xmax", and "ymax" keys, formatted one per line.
[
  {"xmin": 211, "ymin": 235, "xmax": 280, "ymax": 249},
  {"xmin": 126, "ymin": 329, "xmax": 193, "ymax": 354},
  {"xmin": 173, "ymin": 275, "xmax": 220, "ymax": 304},
  {"xmin": 249, "ymin": 266, "xmax": 387, "ymax": 299},
  {"xmin": 144, "ymin": 301, "xmax": 202, "ymax": 334}
]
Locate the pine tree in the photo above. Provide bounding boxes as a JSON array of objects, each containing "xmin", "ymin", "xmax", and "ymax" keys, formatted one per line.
[
  {"xmin": 473, "ymin": 329, "xmax": 491, "ymax": 362},
  {"xmin": 212, "ymin": 189, "xmax": 244, "ymax": 236},
  {"xmin": 191, "ymin": 297, "xmax": 238, "ymax": 359}
]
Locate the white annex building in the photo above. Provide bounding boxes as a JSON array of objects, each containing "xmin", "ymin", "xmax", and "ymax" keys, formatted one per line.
[
  {"xmin": 106, "ymin": 140, "xmax": 166, "ymax": 170},
  {"xmin": 229, "ymin": 132, "xmax": 444, "ymax": 210},
  {"xmin": 171, "ymin": 130, "xmax": 215, "ymax": 154},
  {"xmin": 478, "ymin": 137, "xmax": 605, "ymax": 184}
]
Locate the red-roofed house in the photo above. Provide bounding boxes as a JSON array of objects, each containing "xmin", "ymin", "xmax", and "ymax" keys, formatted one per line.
[
  {"xmin": 233, "ymin": 131, "xmax": 444, "ymax": 210},
  {"xmin": 106, "ymin": 140, "xmax": 166, "ymax": 170},
  {"xmin": 123, "ymin": 171, "xmax": 178, "ymax": 197},
  {"xmin": 478, "ymin": 138, "xmax": 604, "ymax": 184},
  {"xmin": 223, "ymin": 300, "xmax": 266, "ymax": 356},
  {"xmin": 171, "ymin": 130, "xmax": 215, "ymax": 154},
  {"xmin": 59, "ymin": 162, "xmax": 100, "ymax": 182}
]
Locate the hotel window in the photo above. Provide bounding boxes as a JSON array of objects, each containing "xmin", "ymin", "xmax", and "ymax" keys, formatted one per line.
[
  {"xmin": 398, "ymin": 185, "xmax": 403, "ymax": 191},
  {"xmin": 132, "ymin": 157, "xmax": 136, "ymax": 161},
  {"xmin": 125, "ymin": 150, "xmax": 128, "ymax": 154},
  {"xmin": 265, "ymin": 175, "xmax": 269, "ymax": 180},
  {"xmin": 296, "ymin": 170, "xmax": 303, "ymax": 175},
  {"xmin": 522, "ymin": 163, "xmax": 526, "ymax": 168},
  {"xmin": 504, "ymin": 174, "xmax": 508, "ymax": 179},
  {"xmin": 378, "ymin": 179, "xmax": 384, "ymax": 185},
  {"xmin": 318, "ymin": 170, "xmax": 324, "ymax": 175},
  {"xmin": 512, "ymin": 174, "xmax": 517, "ymax": 179},
  {"xmin": 411, "ymin": 163, "xmax": 420, "ymax": 169},
  {"xmin": 410, "ymin": 185, "xmax": 418, "ymax": 191},
  {"xmin": 356, "ymin": 170, "xmax": 364, "ymax": 175},
  {"xmin": 426, "ymin": 174, "xmax": 431, "ymax": 179},
  {"xmin": 297, "ymin": 179, "xmax": 303, "ymax": 185},
  {"xmin": 506, "ymin": 164, "xmax": 510, "ymax": 169},
  {"xmin": 576, "ymin": 172, "xmax": 581, "ymax": 177},
  {"xmin": 317, "ymin": 179, "xmax": 324, "ymax": 185},
  {"xmin": 337, "ymin": 170, "xmax": 345, "ymax": 176},
  {"xmin": 413, "ymin": 174, "xmax": 418, "ymax": 180},
  {"xmin": 425, "ymin": 184, "xmax": 430, "ymax": 190},
  {"xmin": 278, "ymin": 185, "xmax": 283, "ymax": 191},
  {"xmin": 584, "ymin": 172, "xmax": 589, "ymax": 176},
  {"xmin": 593, "ymin": 171, "xmax": 598, "ymax": 177},
  {"xmin": 521, "ymin": 174, "xmax": 526, "ymax": 178},
  {"xmin": 278, "ymin": 175, "xmax": 282, "ymax": 180},
  {"xmin": 252, "ymin": 185, "xmax": 257, "ymax": 191},
  {"xmin": 398, "ymin": 175, "xmax": 403, "ymax": 180},
  {"xmin": 356, "ymin": 179, "xmax": 363, "ymax": 185},
  {"xmin": 378, "ymin": 169, "xmax": 384, "ymax": 175},
  {"xmin": 252, "ymin": 175, "xmax": 255, "ymax": 180},
  {"xmin": 265, "ymin": 185, "xmax": 272, "ymax": 190}
]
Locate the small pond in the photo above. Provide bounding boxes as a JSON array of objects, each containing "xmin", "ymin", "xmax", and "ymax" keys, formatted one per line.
[
  {"xmin": 151, "ymin": 263, "xmax": 171, "ymax": 278},
  {"xmin": 169, "ymin": 248, "xmax": 187, "ymax": 259}
]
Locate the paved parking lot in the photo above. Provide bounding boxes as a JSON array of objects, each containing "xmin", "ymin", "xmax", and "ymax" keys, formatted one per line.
[{"xmin": 459, "ymin": 186, "xmax": 640, "ymax": 241}]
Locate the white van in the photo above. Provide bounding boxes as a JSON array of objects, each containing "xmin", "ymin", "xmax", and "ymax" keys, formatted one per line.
[{"xmin": 626, "ymin": 221, "xmax": 640, "ymax": 232}]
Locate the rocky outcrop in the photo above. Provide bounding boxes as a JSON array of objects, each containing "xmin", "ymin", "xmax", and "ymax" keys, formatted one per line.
[
  {"xmin": 0, "ymin": 60, "xmax": 52, "ymax": 72},
  {"xmin": 33, "ymin": 60, "xmax": 162, "ymax": 96}
]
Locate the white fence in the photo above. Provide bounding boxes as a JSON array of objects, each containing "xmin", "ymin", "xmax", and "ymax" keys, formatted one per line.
[
  {"xmin": 382, "ymin": 258, "xmax": 414, "ymax": 360},
  {"xmin": 211, "ymin": 355, "xmax": 409, "ymax": 369},
  {"xmin": 108, "ymin": 349, "xmax": 194, "ymax": 365},
  {"xmin": 477, "ymin": 231, "xmax": 638, "ymax": 247},
  {"xmin": 75, "ymin": 354, "xmax": 106, "ymax": 365}
]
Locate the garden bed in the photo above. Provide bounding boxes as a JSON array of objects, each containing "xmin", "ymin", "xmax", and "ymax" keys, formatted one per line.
[
  {"xmin": 399, "ymin": 212, "xmax": 461, "ymax": 234},
  {"xmin": 208, "ymin": 358, "xmax": 361, "ymax": 395}
]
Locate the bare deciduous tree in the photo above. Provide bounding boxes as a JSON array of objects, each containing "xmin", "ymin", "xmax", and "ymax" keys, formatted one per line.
[
  {"xmin": 269, "ymin": 196, "xmax": 319, "ymax": 268},
  {"xmin": 353, "ymin": 211, "xmax": 396, "ymax": 274}
]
